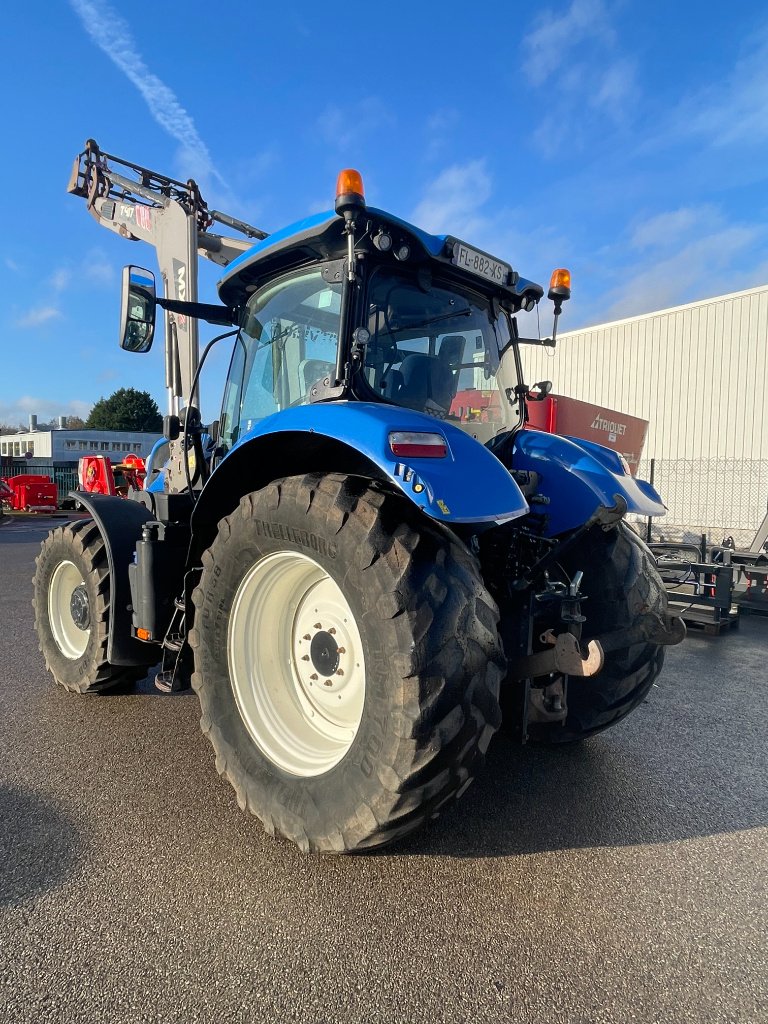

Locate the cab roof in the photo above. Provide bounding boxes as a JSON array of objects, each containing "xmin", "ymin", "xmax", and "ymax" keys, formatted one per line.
[{"xmin": 217, "ymin": 206, "xmax": 543, "ymax": 310}]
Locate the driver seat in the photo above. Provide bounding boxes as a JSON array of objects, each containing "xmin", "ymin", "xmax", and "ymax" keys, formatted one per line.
[{"xmin": 396, "ymin": 354, "xmax": 454, "ymax": 415}]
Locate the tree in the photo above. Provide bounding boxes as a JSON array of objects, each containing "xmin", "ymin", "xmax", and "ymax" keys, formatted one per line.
[
  {"xmin": 65, "ymin": 415, "xmax": 87, "ymax": 429},
  {"xmin": 86, "ymin": 388, "xmax": 162, "ymax": 432}
]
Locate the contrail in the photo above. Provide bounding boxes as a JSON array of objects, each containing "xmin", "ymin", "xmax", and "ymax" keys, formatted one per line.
[{"xmin": 69, "ymin": 0, "xmax": 222, "ymax": 183}]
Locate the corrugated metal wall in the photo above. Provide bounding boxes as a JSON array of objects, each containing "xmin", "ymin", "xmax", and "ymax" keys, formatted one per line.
[{"xmin": 522, "ymin": 285, "xmax": 768, "ymax": 544}]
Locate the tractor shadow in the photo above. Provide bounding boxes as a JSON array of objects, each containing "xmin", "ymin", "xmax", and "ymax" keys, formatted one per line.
[
  {"xmin": 0, "ymin": 785, "xmax": 80, "ymax": 906},
  {"xmin": 395, "ymin": 727, "xmax": 768, "ymax": 859},
  {"xmin": 396, "ymin": 615, "xmax": 768, "ymax": 859},
  {"xmin": 113, "ymin": 616, "xmax": 768, "ymax": 858},
  {"xmin": 103, "ymin": 666, "xmax": 195, "ymax": 697}
]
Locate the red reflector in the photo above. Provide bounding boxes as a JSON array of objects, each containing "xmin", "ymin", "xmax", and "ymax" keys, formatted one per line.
[
  {"xmin": 389, "ymin": 432, "xmax": 447, "ymax": 458},
  {"xmin": 391, "ymin": 444, "xmax": 446, "ymax": 457}
]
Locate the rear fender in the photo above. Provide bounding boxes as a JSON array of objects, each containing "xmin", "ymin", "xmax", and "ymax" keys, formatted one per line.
[
  {"xmin": 190, "ymin": 402, "xmax": 528, "ymax": 555},
  {"xmin": 69, "ymin": 493, "xmax": 158, "ymax": 666},
  {"xmin": 512, "ymin": 429, "xmax": 666, "ymax": 537}
]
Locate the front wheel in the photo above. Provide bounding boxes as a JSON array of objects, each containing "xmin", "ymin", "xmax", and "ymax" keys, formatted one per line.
[
  {"xmin": 190, "ymin": 473, "xmax": 504, "ymax": 853},
  {"xmin": 33, "ymin": 520, "xmax": 147, "ymax": 693}
]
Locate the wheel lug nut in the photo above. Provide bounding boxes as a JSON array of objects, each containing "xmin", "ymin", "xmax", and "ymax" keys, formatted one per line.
[
  {"xmin": 314, "ymin": 623, "xmax": 322, "ymax": 629},
  {"xmin": 337, "ymin": 647, "xmax": 346, "ymax": 655},
  {"xmin": 303, "ymin": 634, "xmax": 311, "ymax": 641},
  {"xmin": 324, "ymin": 679, "xmax": 333, "ymax": 687},
  {"xmin": 336, "ymin": 669, "xmax": 344, "ymax": 676},
  {"xmin": 310, "ymin": 673, "xmax": 318, "ymax": 681},
  {"xmin": 301, "ymin": 655, "xmax": 310, "ymax": 662},
  {"xmin": 328, "ymin": 627, "xmax": 336, "ymax": 635}
]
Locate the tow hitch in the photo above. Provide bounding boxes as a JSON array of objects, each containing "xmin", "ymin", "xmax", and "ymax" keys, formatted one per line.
[
  {"xmin": 506, "ymin": 548, "xmax": 686, "ymax": 733},
  {"xmin": 519, "ymin": 630, "xmax": 604, "ymax": 677},
  {"xmin": 512, "ymin": 610, "xmax": 685, "ymax": 681}
]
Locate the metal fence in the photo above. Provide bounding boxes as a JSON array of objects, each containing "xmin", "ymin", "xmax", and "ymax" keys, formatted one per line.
[
  {"xmin": 630, "ymin": 458, "xmax": 768, "ymax": 548},
  {"xmin": 2, "ymin": 462, "xmax": 79, "ymax": 499}
]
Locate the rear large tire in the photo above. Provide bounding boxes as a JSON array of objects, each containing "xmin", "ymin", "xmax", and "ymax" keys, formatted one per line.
[
  {"xmin": 189, "ymin": 473, "xmax": 504, "ymax": 853},
  {"xmin": 33, "ymin": 520, "xmax": 147, "ymax": 693},
  {"xmin": 531, "ymin": 522, "xmax": 668, "ymax": 744}
]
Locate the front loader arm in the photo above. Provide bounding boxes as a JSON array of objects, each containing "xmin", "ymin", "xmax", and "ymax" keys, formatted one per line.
[{"xmin": 67, "ymin": 139, "xmax": 265, "ymax": 414}]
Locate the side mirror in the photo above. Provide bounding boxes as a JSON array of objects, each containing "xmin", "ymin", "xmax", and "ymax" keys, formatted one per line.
[
  {"xmin": 119, "ymin": 266, "xmax": 157, "ymax": 352},
  {"xmin": 528, "ymin": 380, "xmax": 553, "ymax": 402}
]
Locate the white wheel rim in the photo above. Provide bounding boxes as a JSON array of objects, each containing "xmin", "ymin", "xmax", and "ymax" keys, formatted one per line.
[
  {"xmin": 228, "ymin": 551, "xmax": 366, "ymax": 777},
  {"xmin": 48, "ymin": 560, "xmax": 90, "ymax": 659}
]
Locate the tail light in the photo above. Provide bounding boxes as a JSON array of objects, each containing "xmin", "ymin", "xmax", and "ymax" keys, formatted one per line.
[{"xmin": 389, "ymin": 432, "xmax": 447, "ymax": 458}]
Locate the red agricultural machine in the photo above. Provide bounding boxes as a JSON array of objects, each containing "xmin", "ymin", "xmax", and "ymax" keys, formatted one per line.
[
  {"xmin": 0, "ymin": 474, "xmax": 58, "ymax": 512},
  {"xmin": 450, "ymin": 388, "xmax": 648, "ymax": 473},
  {"xmin": 78, "ymin": 453, "xmax": 146, "ymax": 497}
]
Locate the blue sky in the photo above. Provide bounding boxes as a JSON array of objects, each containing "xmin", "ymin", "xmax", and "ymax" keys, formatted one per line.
[{"xmin": 2, "ymin": 0, "xmax": 767, "ymax": 425}]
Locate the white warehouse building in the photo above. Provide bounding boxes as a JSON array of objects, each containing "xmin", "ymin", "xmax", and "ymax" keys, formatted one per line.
[{"xmin": 524, "ymin": 284, "xmax": 768, "ymax": 545}]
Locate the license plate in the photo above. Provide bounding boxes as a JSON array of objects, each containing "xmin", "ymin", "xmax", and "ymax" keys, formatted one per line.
[{"xmin": 452, "ymin": 242, "xmax": 509, "ymax": 285}]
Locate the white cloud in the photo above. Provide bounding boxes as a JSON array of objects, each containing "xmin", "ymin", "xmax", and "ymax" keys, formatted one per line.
[
  {"xmin": 69, "ymin": 0, "xmax": 222, "ymax": 185},
  {"xmin": 231, "ymin": 150, "xmax": 279, "ymax": 185},
  {"xmin": 83, "ymin": 250, "xmax": 116, "ymax": 286},
  {"xmin": 522, "ymin": 0, "xmax": 613, "ymax": 86},
  {"xmin": 44, "ymin": 252, "xmax": 116, "ymax": 299},
  {"xmin": 669, "ymin": 30, "xmax": 768, "ymax": 148},
  {"xmin": 409, "ymin": 163, "xmax": 568, "ymax": 286},
  {"xmin": 0, "ymin": 397, "xmax": 92, "ymax": 429},
  {"xmin": 305, "ymin": 197, "xmax": 336, "ymax": 216},
  {"xmin": 629, "ymin": 206, "xmax": 719, "ymax": 251},
  {"xmin": 50, "ymin": 268, "xmax": 71, "ymax": 292},
  {"xmin": 591, "ymin": 59, "xmax": 636, "ymax": 115},
  {"xmin": 316, "ymin": 98, "xmax": 394, "ymax": 150},
  {"xmin": 591, "ymin": 220, "xmax": 761, "ymax": 323},
  {"xmin": 411, "ymin": 160, "xmax": 493, "ymax": 237},
  {"xmin": 424, "ymin": 108, "xmax": 460, "ymax": 160},
  {"xmin": 15, "ymin": 307, "xmax": 64, "ymax": 328},
  {"xmin": 521, "ymin": 0, "xmax": 635, "ymax": 151},
  {"xmin": 219, "ymin": 151, "xmax": 281, "ymax": 226}
]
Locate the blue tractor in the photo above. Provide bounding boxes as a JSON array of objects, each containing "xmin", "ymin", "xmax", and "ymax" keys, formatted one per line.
[{"xmin": 34, "ymin": 145, "xmax": 684, "ymax": 852}]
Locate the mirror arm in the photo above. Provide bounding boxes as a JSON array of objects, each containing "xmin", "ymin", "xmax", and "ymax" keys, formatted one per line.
[
  {"xmin": 157, "ymin": 297, "xmax": 238, "ymax": 326},
  {"xmin": 551, "ymin": 305, "xmax": 562, "ymax": 344},
  {"xmin": 516, "ymin": 336, "xmax": 557, "ymax": 348}
]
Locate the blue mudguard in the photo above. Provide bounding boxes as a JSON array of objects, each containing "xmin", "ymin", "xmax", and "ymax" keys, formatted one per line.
[
  {"xmin": 227, "ymin": 402, "xmax": 529, "ymax": 525},
  {"xmin": 512, "ymin": 429, "xmax": 666, "ymax": 537}
]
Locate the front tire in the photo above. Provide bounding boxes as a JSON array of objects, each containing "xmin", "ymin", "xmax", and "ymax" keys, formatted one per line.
[
  {"xmin": 33, "ymin": 520, "xmax": 147, "ymax": 693},
  {"xmin": 190, "ymin": 473, "xmax": 504, "ymax": 853}
]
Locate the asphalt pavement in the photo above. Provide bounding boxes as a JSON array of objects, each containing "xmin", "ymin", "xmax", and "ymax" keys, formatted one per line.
[{"xmin": 1, "ymin": 517, "xmax": 766, "ymax": 1024}]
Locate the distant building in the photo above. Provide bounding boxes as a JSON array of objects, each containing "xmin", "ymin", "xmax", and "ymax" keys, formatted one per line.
[
  {"xmin": 0, "ymin": 416, "xmax": 162, "ymax": 494},
  {"xmin": 1, "ymin": 421, "xmax": 161, "ymax": 463}
]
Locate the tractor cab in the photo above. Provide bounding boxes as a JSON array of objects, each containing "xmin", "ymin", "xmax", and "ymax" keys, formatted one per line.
[{"xmin": 214, "ymin": 171, "xmax": 552, "ymax": 452}]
